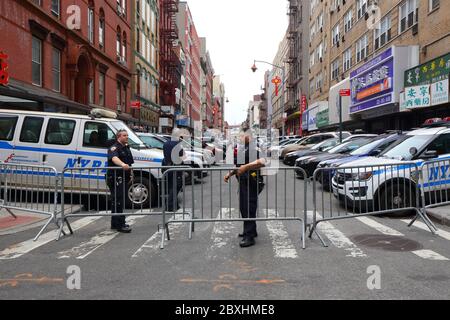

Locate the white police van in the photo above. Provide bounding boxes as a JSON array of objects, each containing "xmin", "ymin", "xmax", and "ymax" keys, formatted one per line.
[
  {"xmin": 332, "ymin": 124, "xmax": 450, "ymax": 213},
  {"xmin": 0, "ymin": 108, "xmax": 195, "ymax": 208}
]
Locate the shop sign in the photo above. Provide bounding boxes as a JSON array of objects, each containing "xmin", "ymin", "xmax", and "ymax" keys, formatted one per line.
[
  {"xmin": 431, "ymin": 78, "xmax": 449, "ymax": 106},
  {"xmin": 404, "ymin": 53, "xmax": 450, "ymax": 87},
  {"xmin": 405, "ymin": 85, "xmax": 431, "ymax": 109},
  {"xmin": 316, "ymin": 109, "xmax": 329, "ymax": 128}
]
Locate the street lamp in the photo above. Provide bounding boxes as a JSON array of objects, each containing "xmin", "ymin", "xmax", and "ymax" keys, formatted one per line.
[{"xmin": 251, "ymin": 60, "xmax": 286, "ymax": 137}]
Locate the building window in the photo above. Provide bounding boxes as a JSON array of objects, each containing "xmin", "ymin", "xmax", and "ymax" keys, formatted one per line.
[
  {"xmin": 88, "ymin": 7, "xmax": 94, "ymax": 44},
  {"xmin": 99, "ymin": 9, "xmax": 105, "ymax": 48},
  {"xmin": 374, "ymin": 15, "xmax": 391, "ymax": 50},
  {"xmin": 332, "ymin": 24, "xmax": 340, "ymax": 46},
  {"xmin": 356, "ymin": 34, "xmax": 369, "ymax": 63},
  {"xmin": 310, "ymin": 52, "xmax": 315, "ymax": 67},
  {"xmin": 51, "ymin": 0, "xmax": 60, "ymax": 17},
  {"xmin": 116, "ymin": 81, "xmax": 122, "ymax": 109},
  {"xmin": 99, "ymin": 73, "xmax": 105, "ymax": 106},
  {"xmin": 315, "ymin": 73, "xmax": 323, "ymax": 91},
  {"xmin": 357, "ymin": 0, "xmax": 367, "ymax": 20},
  {"xmin": 52, "ymin": 48, "xmax": 61, "ymax": 92},
  {"xmin": 331, "ymin": 59, "xmax": 339, "ymax": 81},
  {"xmin": 136, "ymin": 28, "xmax": 140, "ymax": 53},
  {"xmin": 32, "ymin": 36, "xmax": 42, "ymax": 86},
  {"xmin": 343, "ymin": 48, "xmax": 352, "ymax": 71},
  {"xmin": 429, "ymin": 0, "xmax": 440, "ymax": 11},
  {"xmin": 122, "ymin": 32, "xmax": 127, "ymax": 62},
  {"xmin": 32, "ymin": 0, "xmax": 42, "ymax": 5},
  {"xmin": 88, "ymin": 81, "xmax": 94, "ymax": 104},
  {"xmin": 399, "ymin": 0, "xmax": 418, "ymax": 33},
  {"xmin": 344, "ymin": 9, "xmax": 353, "ymax": 33},
  {"xmin": 116, "ymin": 28, "xmax": 122, "ymax": 58}
]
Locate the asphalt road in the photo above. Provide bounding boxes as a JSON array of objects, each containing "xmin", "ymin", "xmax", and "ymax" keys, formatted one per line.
[{"xmin": 1, "ymin": 164, "xmax": 450, "ymax": 300}]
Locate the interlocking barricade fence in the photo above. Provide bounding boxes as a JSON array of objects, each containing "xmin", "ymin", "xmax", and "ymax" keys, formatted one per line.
[
  {"xmin": 0, "ymin": 162, "xmax": 65, "ymax": 241},
  {"xmin": 58, "ymin": 165, "xmax": 190, "ymax": 241},
  {"xmin": 419, "ymin": 158, "xmax": 450, "ymax": 211},
  {"xmin": 159, "ymin": 166, "xmax": 309, "ymax": 249},
  {"xmin": 311, "ymin": 162, "xmax": 437, "ymax": 247}
]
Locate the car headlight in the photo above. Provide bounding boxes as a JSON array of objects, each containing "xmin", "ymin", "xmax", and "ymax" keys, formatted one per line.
[{"xmin": 352, "ymin": 171, "xmax": 373, "ymax": 180}]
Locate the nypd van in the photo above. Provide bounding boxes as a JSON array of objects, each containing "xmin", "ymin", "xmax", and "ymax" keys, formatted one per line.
[
  {"xmin": 331, "ymin": 124, "xmax": 450, "ymax": 213},
  {"xmin": 0, "ymin": 108, "xmax": 196, "ymax": 208}
]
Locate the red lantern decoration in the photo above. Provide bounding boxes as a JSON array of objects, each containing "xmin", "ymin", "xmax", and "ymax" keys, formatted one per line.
[{"xmin": 271, "ymin": 76, "xmax": 282, "ymax": 96}]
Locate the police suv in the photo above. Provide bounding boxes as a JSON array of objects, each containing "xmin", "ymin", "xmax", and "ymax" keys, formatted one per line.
[
  {"xmin": 0, "ymin": 108, "xmax": 203, "ymax": 208},
  {"xmin": 332, "ymin": 124, "xmax": 450, "ymax": 212}
]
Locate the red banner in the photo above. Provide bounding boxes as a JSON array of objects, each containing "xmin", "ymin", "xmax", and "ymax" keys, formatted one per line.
[
  {"xmin": 0, "ymin": 51, "xmax": 9, "ymax": 86},
  {"xmin": 131, "ymin": 101, "xmax": 141, "ymax": 109}
]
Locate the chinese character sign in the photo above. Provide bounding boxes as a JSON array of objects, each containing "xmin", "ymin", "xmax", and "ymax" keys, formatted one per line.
[
  {"xmin": 405, "ymin": 85, "xmax": 431, "ymax": 109},
  {"xmin": 404, "ymin": 53, "xmax": 450, "ymax": 87}
]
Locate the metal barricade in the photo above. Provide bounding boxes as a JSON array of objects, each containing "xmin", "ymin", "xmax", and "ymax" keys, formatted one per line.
[
  {"xmin": 418, "ymin": 158, "xmax": 450, "ymax": 216},
  {"xmin": 159, "ymin": 166, "xmax": 309, "ymax": 249},
  {"xmin": 310, "ymin": 162, "xmax": 437, "ymax": 247},
  {"xmin": 57, "ymin": 165, "xmax": 190, "ymax": 240},
  {"xmin": 0, "ymin": 162, "xmax": 66, "ymax": 241}
]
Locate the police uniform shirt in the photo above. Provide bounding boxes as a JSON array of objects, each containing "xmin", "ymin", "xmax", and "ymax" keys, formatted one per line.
[
  {"xmin": 234, "ymin": 141, "xmax": 261, "ymax": 182},
  {"xmin": 107, "ymin": 142, "xmax": 134, "ymax": 178}
]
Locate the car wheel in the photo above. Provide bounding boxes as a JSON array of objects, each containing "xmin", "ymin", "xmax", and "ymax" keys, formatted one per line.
[
  {"xmin": 379, "ymin": 182, "xmax": 416, "ymax": 217},
  {"xmin": 126, "ymin": 176, "xmax": 156, "ymax": 208}
]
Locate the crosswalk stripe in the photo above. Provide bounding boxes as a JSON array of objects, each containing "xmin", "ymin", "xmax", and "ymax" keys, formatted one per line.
[
  {"xmin": 266, "ymin": 209, "xmax": 298, "ymax": 259},
  {"xmin": 356, "ymin": 217, "xmax": 404, "ymax": 236},
  {"xmin": 411, "ymin": 249, "xmax": 449, "ymax": 261},
  {"xmin": 131, "ymin": 211, "xmax": 188, "ymax": 258},
  {"xmin": 401, "ymin": 219, "xmax": 450, "ymax": 241},
  {"xmin": 0, "ymin": 216, "xmax": 102, "ymax": 260},
  {"xmin": 310, "ymin": 212, "xmax": 367, "ymax": 258},
  {"xmin": 58, "ymin": 215, "xmax": 145, "ymax": 260},
  {"xmin": 206, "ymin": 208, "xmax": 238, "ymax": 260},
  {"xmin": 356, "ymin": 216, "xmax": 449, "ymax": 261}
]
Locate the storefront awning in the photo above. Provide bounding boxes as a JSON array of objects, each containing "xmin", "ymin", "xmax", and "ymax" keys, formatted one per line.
[{"xmin": 286, "ymin": 111, "xmax": 301, "ymax": 121}]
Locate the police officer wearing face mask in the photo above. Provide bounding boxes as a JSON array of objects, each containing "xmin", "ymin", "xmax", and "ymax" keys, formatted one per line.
[
  {"xmin": 224, "ymin": 127, "xmax": 266, "ymax": 248},
  {"xmin": 107, "ymin": 129, "xmax": 134, "ymax": 233}
]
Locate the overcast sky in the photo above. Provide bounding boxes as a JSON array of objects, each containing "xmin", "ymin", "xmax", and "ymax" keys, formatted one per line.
[{"xmin": 186, "ymin": 0, "xmax": 288, "ymax": 126}]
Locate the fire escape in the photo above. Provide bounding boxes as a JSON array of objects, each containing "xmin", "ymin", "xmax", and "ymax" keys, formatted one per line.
[
  {"xmin": 286, "ymin": 0, "xmax": 298, "ymax": 113},
  {"xmin": 160, "ymin": 0, "xmax": 180, "ymax": 106}
]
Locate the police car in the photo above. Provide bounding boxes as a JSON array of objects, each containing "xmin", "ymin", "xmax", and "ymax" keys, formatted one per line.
[
  {"xmin": 332, "ymin": 124, "xmax": 450, "ymax": 213},
  {"xmin": 0, "ymin": 108, "xmax": 178, "ymax": 208}
]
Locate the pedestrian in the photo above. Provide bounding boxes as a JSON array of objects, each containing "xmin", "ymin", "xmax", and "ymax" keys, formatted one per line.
[
  {"xmin": 162, "ymin": 128, "xmax": 187, "ymax": 212},
  {"xmin": 224, "ymin": 128, "xmax": 266, "ymax": 248},
  {"xmin": 106, "ymin": 129, "xmax": 134, "ymax": 233}
]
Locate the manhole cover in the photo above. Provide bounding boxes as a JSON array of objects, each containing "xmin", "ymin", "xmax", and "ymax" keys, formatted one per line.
[{"xmin": 351, "ymin": 234, "xmax": 423, "ymax": 252}]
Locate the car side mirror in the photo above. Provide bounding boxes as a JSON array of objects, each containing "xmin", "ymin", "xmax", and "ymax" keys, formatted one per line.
[
  {"xmin": 369, "ymin": 148, "xmax": 382, "ymax": 156},
  {"xmin": 421, "ymin": 150, "xmax": 438, "ymax": 160}
]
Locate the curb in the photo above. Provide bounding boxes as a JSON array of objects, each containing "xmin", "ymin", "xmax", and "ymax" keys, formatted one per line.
[{"xmin": 426, "ymin": 207, "xmax": 450, "ymax": 228}]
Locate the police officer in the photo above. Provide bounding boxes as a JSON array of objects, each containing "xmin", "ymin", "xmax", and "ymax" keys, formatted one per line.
[
  {"xmin": 107, "ymin": 129, "xmax": 134, "ymax": 233},
  {"xmin": 224, "ymin": 128, "xmax": 266, "ymax": 248}
]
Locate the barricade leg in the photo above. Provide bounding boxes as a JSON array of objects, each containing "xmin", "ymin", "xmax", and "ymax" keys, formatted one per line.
[{"xmin": 408, "ymin": 208, "xmax": 438, "ymax": 233}]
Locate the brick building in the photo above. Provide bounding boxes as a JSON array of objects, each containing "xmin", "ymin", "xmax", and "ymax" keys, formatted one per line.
[
  {"xmin": 0, "ymin": 0, "xmax": 135, "ymax": 123},
  {"xmin": 301, "ymin": 0, "xmax": 449, "ymax": 134},
  {"xmin": 176, "ymin": 1, "xmax": 201, "ymax": 126}
]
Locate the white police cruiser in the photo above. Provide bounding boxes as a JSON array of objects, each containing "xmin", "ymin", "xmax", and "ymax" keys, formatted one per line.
[
  {"xmin": 0, "ymin": 108, "xmax": 193, "ymax": 208},
  {"xmin": 332, "ymin": 124, "xmax": 450, "ymax": 212}
]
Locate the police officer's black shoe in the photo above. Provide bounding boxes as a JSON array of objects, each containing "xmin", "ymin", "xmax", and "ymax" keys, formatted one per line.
[
  {"xmin": 239, "ymin": 237, "xmax": 255, "ymax": 248},
  {"xmin": 116, "ymin": 225, "xmax": 132, "ymax": 233},
  {"xmin": 238, "ymin": 233, "xmax": 258, "ymax": 238}
]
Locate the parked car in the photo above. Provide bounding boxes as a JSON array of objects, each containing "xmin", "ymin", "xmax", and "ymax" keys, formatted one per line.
[
  {"xmin": 281, "ymin": 132, "xmax": 352, "ymax": 159},
  {"xmin": 283, "ymin": 138, "xmax": 339, "ymax": 166},
  {"xmin": 295, "ymin": 138, "xmax": 374, "ymax": 178},
  {"xmin": 332, "ymin": 124, "xmax": 450, "ymax": 213},
  {"xmin": 316, "ymin": 133, "xmax": 403, "ymax": 191}
]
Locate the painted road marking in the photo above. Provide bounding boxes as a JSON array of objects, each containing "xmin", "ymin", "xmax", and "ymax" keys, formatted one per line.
[
  {"xmin": 356, "ymin": 217, "xmax": 404, "ymax": 236},
  {"xmin": 411, "ymin": 249, "xmax": 449, "ymax": 261},
  {"xmin": 131, "ymin": 211, "xmax": 188, "ymax": 258},
  {"xmin": 357, "ymin": 217, "xmax": 449, "ymax": 261},
  {"xmin": 310, "ymin": 212, "xmax": 367, "ymax": 258},
  {"xmin": 0, "ymin": 217, "xmax": 101, "ymax": 260},
  {"xmin": 266, "ymin": 209, "xmax": 298, "ymax": 259},
  {"xmin": 206, "ymin": 208, "xmax": 239, "ymax": 260},
  {"xmin": 57, "ymin": 215, "xmax": 145, "ymax": 259},
  {"xmin": 401, "ymin": 219, "xmax": 450, "ymax": 242}
]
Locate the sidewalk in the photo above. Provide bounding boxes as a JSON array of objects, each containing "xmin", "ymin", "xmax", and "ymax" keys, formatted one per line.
[
  {"xmin": 426, "ymin": 205, "xmax": 450, "ymax": 227},
  {"xmin": 0, "ymin": 205, "xmax": 82, "ymax": 235}
]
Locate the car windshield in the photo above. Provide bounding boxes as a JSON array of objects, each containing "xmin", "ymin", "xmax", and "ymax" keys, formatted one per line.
[
  {"xmin": 327, "ymin": 139, "xmax": 370, "ymax": 154},
  {"xmin": 139, "ymin": 135, "xmax": 165, "ymax": 149},
  {"xmin": 380, "ymin": 135, "xmax": 434, "ymax": 160},
  {"xmin": 110, "ymin": 121, "xmax": 147, "ymax": 149},
  {"xmin": 350, "ymin": 137, "xmax": 384, "ymax": 155},
  {"xmin": 183, "ymin": 137, "xmax": 202, "ymax": 148},
  {"xmin": 311, "ymin": 138, "xmax": 338, "ymax": 150}
]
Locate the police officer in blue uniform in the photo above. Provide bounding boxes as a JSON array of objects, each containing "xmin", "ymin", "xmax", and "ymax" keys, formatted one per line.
[
  {"xmin": 107, "ymin": 129, "xmax": 134, "ymax": 233},
  {"xmin": 224, "ymin": 128, "xmax": 266, "ymax": 248}
]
